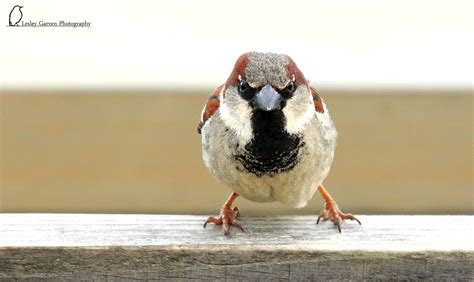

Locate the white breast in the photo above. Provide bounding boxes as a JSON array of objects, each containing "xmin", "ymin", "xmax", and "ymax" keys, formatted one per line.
[{"xmin": 201, "ymin": 109, "xmax": 337, "ymax": 208}]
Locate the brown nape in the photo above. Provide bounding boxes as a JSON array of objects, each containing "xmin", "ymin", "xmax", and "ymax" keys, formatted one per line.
[
  {"xmin": 285, "ymin": 56, "xmax": 307, "ymax": 85},
  {"xmin": 226, "ymin": 53, "xmax": 249, "ymax": 87},
  {"xmin": 309, "ymin": 86, "xmax": 325, "ymax": 114}
]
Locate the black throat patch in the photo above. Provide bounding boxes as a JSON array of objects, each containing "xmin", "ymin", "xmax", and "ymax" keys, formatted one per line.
[{"xmin": 234, "ymin": 110, "xmax": 303, "ymax": 177}]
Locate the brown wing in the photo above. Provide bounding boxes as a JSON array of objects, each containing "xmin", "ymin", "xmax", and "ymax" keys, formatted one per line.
[
  {"xmin": 197, "ymin": 84, "xmax": 224, "ymax": 134},
  {"xmin": 309, "ymin": 86, "xmax": 325, "ymax": 114}
]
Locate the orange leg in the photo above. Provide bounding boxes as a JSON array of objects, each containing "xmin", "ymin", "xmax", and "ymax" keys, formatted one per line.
[
  {"xmin": 317, "ymin": 184, "xmax": 361, "ymax": 232},
  {"xmin": 204, "ymin": 192, "xmax": 243, "ymax": 235}
]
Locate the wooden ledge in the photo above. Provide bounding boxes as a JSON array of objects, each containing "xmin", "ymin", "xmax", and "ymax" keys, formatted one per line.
[{"xmin": 0, "ymin": 214, "xmax": 473, "ymax": 280}]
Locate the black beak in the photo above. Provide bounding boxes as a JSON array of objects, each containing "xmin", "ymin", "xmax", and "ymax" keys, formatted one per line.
[{"xmin": 254, "ymin": 85, "xmax": 281, "ymax": 111}]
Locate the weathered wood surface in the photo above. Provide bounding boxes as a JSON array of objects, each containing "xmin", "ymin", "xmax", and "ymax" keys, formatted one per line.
[{"xmin": 0, "ymin": 214, "xmax": 473, "ymax": 280}]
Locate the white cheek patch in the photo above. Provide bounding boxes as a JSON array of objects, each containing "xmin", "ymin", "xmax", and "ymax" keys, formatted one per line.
[
  {"xmin": 315, "ymin": 102, "xmax": 331, "ymax": 125},
  {"xmin": 315, "ymin": 101, "xmax": 337, "ymax": 141},
  {"xmin": 283, "ymin": 93, "xmax": 315, "ymax": 135},
  {"xmin": 220, "ymin": 99, "xmax": 253, "ymax": 144}
]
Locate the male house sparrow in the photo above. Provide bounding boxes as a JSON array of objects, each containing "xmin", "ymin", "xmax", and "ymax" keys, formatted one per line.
[{"xmin": 198, "ymin": 52, "xmax": 360, "ymax": 234}]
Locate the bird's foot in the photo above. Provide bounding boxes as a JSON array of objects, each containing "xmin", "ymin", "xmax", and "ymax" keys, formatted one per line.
[
  {"xmin": 204, "ymin": 206, "xmax": 243, "ymax": 235},
  {"xmin": 317, "ymin": 200, "xmax": 361, "ymax": 233}
]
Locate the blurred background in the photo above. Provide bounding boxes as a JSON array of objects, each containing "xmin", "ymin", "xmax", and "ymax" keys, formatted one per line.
[{"xmin": 1, "ymin": 0, "xmax": 472, "ymax": 215}]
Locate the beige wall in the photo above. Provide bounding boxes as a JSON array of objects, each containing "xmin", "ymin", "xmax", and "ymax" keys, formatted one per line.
[{"xmin": 1, "ymin": 90, "xmax": 472, "ymax": 215}]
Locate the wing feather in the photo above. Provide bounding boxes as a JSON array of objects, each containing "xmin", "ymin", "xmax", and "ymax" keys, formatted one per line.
[
  {"xmin": 197, "ymin": 84, "xmax": 224, "ymax": 134},
  {"xmin": 309, "ymin": 86, "xmax": 325, "ymax": 114}
]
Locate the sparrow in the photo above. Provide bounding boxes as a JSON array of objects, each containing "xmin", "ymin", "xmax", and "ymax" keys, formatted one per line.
[{"xmin": 198, "ymin": 52, "xmax": 360, "ymax": 235}]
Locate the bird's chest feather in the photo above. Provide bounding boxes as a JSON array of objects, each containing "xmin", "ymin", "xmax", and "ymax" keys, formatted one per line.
[
  {"xmin": 233, "ymin": 110, "xmax": 304, "ymax": 177},
  {"xmin": 202, "ymin": 111, "xmax": 335, "ymax": 207}
]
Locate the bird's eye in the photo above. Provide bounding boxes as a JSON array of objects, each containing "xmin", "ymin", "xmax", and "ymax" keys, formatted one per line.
[
  {"xmin": 286, "ymin": 81, "xmax": 296, "ymax": 93},
  {"xmin": 237, "ymin": 79, "xmax": 257, "ymax": 101},
  {"xmin": 239, "ymin": 80, "xmax": 250, "ymax": 93}
]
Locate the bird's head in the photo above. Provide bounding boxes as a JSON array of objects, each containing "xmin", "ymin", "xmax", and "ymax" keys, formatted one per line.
[
  {"xmin": 220, "ymin": 52, "xmax": 315, "ymax": 143},
  {"xmin": 13, "ymin": 5, "xmax": 23, "ymax": 10}
]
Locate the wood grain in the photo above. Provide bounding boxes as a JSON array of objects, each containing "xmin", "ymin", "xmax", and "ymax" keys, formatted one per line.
[{"xmin": 0, "ymin": 214, "xmax": 472, "ymax": 280}]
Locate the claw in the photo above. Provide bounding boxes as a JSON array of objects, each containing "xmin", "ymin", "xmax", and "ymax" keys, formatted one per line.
[
  {"xmin": 343, "ymin": 213, "xmax": 361, "ymax": 225},
  {"xmin": 203, "ymin": 216, "xmax": 222, "ymax": 229},
  {"xmin": 203, "ymin": 205, "xmax": 244, "ymax": 235},
  {"xmin": 317, "ymin": 185, "xmax": 361, "ymax": 232},
  {"xmin": 223, "ymin": 221, "xmax": 230, "ymax": 235},
  {"xmin": 316, "ymin": 215, "xmax": 322, "ymax": 224},
  {"xmin": 232, "ymin": 220, "xmax": 244, "ymax": 232},
  {"xmin": 316, "ymin": 201, "xmax": 360, "ymax": 232}
]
